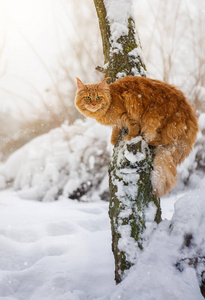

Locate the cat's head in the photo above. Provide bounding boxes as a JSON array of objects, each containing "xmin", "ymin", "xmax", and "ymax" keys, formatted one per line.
[{"xmin": 75, "ymin": 77, "xmax": 111, "ymax": 119}]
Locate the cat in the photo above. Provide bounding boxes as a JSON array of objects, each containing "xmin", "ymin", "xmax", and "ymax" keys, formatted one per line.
[{"xmin": 75, "ymin": 76, "xmax": 198, "ymax": 197}]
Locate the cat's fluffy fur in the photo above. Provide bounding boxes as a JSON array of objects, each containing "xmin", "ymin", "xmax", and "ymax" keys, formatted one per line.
[{"xmin": 75, "ymin": 76, "xmax": 198, "ymax": 197}]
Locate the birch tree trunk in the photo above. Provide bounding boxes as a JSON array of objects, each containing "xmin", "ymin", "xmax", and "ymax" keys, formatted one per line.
[{"xmin": 93, "ymin": 0, "xmax": 162, "ymax": 283}]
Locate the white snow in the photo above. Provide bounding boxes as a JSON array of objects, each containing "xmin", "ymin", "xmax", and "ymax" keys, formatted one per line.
[
  {"xmin": 104, "ymin": 0, "xmax": 134, "ymax": 48},
  {"xmin": 0, "ymin": 191, "xmax": 115, "ymax": 300},
  {"xmin": 0, "ymin": 185, "xmax": 205, "ymax": 299}
]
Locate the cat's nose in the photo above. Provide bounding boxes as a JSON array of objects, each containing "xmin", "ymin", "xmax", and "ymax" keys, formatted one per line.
[{"xmin": 92, "ymin": 103, "xmax": 96, "ymax": 106}]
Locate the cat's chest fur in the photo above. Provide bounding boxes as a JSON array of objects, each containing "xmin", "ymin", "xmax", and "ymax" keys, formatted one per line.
[{"xmin": 96, "ymin": 92, "xmax": 130, "ymax": 127}]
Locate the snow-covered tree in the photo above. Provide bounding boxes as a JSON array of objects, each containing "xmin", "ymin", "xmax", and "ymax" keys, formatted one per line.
[
  {"xmin": 94, "ymin": 0, "xmax": 161, "ymax": 283},
  {"xmin": 93, "ymin": 1, "xmax": 205, "ymax": 295}
]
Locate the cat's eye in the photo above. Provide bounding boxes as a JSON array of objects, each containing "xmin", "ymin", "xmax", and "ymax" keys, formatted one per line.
[
  {"xmin": 86, "ymin": 96, "xmax": 91, "ymax": 100},
  {"xmin": 96, "ymin": 96, "xmax": 101, "ymax": 100}
]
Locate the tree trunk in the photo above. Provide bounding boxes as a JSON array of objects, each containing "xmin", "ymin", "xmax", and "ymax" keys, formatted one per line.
[
  {"xmin": 109, "ymin": 134, "xmax": 161, "ymax": 283},
  {"xmin": 93, "ymin": 0, "xmax": 162, "ymax": 283},
  {"xmin": 93, "ymin": 0, "xmax": 146, "ymax": 83}
]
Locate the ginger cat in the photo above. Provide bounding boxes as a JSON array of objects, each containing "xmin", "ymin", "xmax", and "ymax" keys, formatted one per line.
[{"xmin": 75, "ymin": 76, "xmax": 198, "ymax": 197}]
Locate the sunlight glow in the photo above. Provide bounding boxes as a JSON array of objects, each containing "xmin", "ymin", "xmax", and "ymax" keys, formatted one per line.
[
  {"xmin": 0, "ymin": 0, "xmax": 61, "ymax": 106},
  {"xmin": 0, "ymin": 0, "xmax": 50, "ymax": 41}
]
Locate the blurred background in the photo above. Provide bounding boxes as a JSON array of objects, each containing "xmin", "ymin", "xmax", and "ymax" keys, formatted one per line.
[
  {"xmin": 0, "ymin": 0, "xmax": 103, "ymax": 160},
  {"xmin": 0, "ymin": 0, "xmax": 204, "ymax": 160}
]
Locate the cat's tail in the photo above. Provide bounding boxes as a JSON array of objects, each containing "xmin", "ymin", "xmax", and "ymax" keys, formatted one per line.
[{"xmin": 151, "ymin": 140, "xmax": 192, "ymax": 197}]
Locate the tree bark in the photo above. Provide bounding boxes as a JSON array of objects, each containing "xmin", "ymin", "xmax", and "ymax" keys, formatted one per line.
[
  {"xmin": 93, "ymin": 0, "xmax": 146, "ymax": 83},
  {"xmin": 93, "ymin": 0, "xmax": 162, "ymax": 283}
]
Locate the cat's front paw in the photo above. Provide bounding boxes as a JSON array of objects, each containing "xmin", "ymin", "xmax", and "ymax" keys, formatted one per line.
[
  {"xmin": 111, "ymin": 126, "xmax": 121, "ymax": 145},
  {"xmin": 110, "ymin": 137, "xmax": 118, "ymax": 145},
  {"xmin": 124, "ymin": 135, "xmax": 135, "ymax": 142}
]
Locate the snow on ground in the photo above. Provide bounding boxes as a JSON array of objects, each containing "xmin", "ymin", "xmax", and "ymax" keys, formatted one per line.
[
  {"xmin": 0, "ymin": 184, "xmax": 205, "ymax": 299},
  {"xmin": 0, "ymin": 191, "xmax": 115, "ymax": 300}
]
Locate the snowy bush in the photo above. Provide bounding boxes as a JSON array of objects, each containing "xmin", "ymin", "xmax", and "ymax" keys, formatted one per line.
[
  {"xmin": 0, "ymin": 119, "xmax": 112, "ymax": 202},
  {"xmin": 1, "ymin": 114, "xmax": 204, "ymax": 201}
]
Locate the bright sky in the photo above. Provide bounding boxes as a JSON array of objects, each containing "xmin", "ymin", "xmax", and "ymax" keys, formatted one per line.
[{"xmin": 0, "ymin": 0, "xmax": 70, "ymax": 112}]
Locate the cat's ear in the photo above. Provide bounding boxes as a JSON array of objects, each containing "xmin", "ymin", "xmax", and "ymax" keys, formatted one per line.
[
  {"xmin": 99, "ymin": 77, "xmax": 111, "ymax": 88},
  {"xmin": 76, "ymin": 77, "xmax": 85, "ymax": 89}
]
